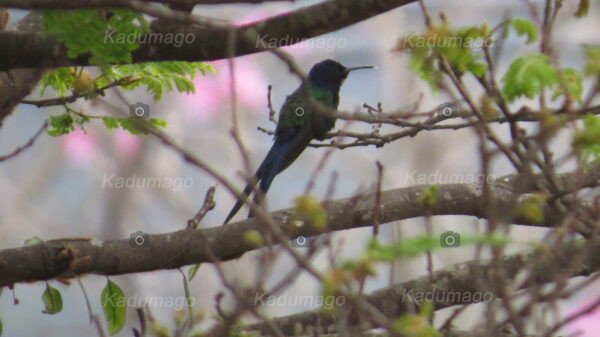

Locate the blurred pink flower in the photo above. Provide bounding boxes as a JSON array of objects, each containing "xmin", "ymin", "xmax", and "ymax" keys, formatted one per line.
[
  {"xmin": 61, "ymin": 129, "xmax": 98, "ymax": 166},
  {"xmin": 114, "ymin": 129, "xmax": 141, "ymax": 159},
  {"xmin": 563, "ymin": 297, "xmax": 600, "ymax": 336},
  {"xmin": 183, "ymin": 58, "xmax": 267, "ymax": 121}
]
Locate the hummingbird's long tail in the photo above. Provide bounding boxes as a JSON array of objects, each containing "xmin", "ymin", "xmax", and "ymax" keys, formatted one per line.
[
  {"xmin": 222, "ymin": 181, "xmax": 256, "ymax": 225},
  {"xmin": 222, "ymin": 127, "xmax": 312, "ymax": 224},
  {"xmin": 222, "ymin": 143, "xmax": 286, "ymax": 225}
]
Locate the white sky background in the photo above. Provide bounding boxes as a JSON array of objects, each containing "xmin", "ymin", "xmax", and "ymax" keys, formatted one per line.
[{"xmin": 0, "ymin": 0, "xmax": 599, "ymax": 336}]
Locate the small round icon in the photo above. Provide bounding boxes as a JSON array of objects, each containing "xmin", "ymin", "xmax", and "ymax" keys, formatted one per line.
[
  {"xmin": 129, "ymin": 102, "xmax": 150, "ymax": 119},
  {"xmin": 130, "ymin": 230, "xmax": 150, "ymax": 247},
  {"xmin": 291, "ymin": 236, "xmax": 311, "ymax": 248},
  {"xmin": 440, "ymin": 231, "xmax": 461, "ymax": 248},
  {"xmin": 436, "ymin": 102, "xmax": 458, "ymax": 118},
  {"xmin": 295, "ymin": 107, "xmax": 305, "ymax": 117},
  {"xmin": 442, "ymin": 106, "xmax": 452, "ymax": 116},
  {"xmin": 134, "ymin": 107, "xmax": 145, "ymax": 117}
]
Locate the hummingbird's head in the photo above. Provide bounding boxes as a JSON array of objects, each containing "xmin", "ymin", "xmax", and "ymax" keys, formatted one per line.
[{"xmin": 308, "ymin": 59, "xmax": 374, "ymax": 91}]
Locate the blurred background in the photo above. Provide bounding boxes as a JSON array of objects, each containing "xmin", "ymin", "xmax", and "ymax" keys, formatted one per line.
[{"xmin": 1, "ymin": 0, "xmax": 599, "ymax": 335}]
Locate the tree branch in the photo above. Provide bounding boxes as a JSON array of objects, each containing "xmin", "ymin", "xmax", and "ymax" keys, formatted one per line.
[
  {"xmin": 247, "ymin": 238, "xmax": 600, "ymax": 335},
  {"xmin": 0, "ymin": 120, "xmax": 47, "ymax": 161},
  {"xmin": 0, "ymin": 12, "xmax": 45, "ymax": 126},
  {"xmin": 1, "ymin": 0, "xmax": 289, "ymax": 9},
  {"xmin": 0, "ymin": 0, "xmax": 416, "ymax": 71},
  {"xmin": 20, "ymin": 77, "xmax": 138, "ymax": 107},
  {"xmin": 0, "ymin": 167, "xmax": 597, "ymax": 287}
]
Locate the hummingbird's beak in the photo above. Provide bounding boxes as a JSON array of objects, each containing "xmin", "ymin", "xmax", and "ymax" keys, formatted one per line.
[{"xmin": 345, "ymin": 65, "xmax": 376, "ymax": 74}]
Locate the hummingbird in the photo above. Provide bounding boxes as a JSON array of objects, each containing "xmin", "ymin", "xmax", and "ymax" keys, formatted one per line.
[{"xmin": 223, "ymin": 59, "xmax": 374, "ymax": 224}]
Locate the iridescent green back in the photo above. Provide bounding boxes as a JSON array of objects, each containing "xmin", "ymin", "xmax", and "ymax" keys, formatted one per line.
[{"xmin": 276, "ymin": 86, "xmax": 338, "ymax": 140}]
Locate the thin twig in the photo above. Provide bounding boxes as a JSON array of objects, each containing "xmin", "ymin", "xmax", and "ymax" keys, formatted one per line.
[
  {"xmin": 0, "ymin": 120, "xmax": 47, "ymax": 162},
  {"xmin": 187, "ymin": 185, "xmax": 217, "ymax": 229}
]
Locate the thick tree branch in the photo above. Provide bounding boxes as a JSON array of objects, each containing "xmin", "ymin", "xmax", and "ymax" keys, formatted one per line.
[
  {"xmin": 0, "ymin": 0, "xmax": 416, "ymax": 70},
  {"xmin": 247, "ymin": 239, "xmax": 600, "ymax": 335},
  {"xmin": 0, "ymin": 12, "xmax": 45, "ymax": 126},
  {"xmin": 1, "ymin": 0, "xmax": 289, "ymax": 9},
  {"xmin": 303, "ymin": 332, "xmax": 536, "ymax": 337},
  {"xmin": 0, "ymin": 167, "xmax": 597, "ymax": 287}
]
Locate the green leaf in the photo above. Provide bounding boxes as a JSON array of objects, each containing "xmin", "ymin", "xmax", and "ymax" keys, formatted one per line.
[
  {"xmin": 393, "ymin": 313, "xmax": 440, "ymax": 337},
  {"xmin": 409, "ymin": 53, "xmax": 440, "ymax": 90},
  {"xmin": 41, "ymin": 61, "xmax": 214, "ymax": 101},
  {"xmin": 101, "ymin": 117, "xmax": 168, "ymax": 135},
  {"xmin": 149, "ymin": 118, "xmax": 168, "ymax": 129},
  {"xmin": 436, "ymin": 25, "xmax": 488, "ymax": 77},
  {"xmin": 419, "ymin": 185, "xmax": 439, "ymax": 208},
  {"xmin": 42, "ymin": 284, "xmax": 63, "ymax": 314},
  {"xmin": 399, "ymin": 23, "xmax": 490, "ymax": 88},
  {"xmin": 367, "ymin": 236, "xmax": 440, "ymax": 261},
  {"xmin": 48, "ymin": 113, "xmax": 75, "ymax": 137},
  {"xmin": 188, "ymin": 264, "xmax": 201, "ymax": 281},
  {"xmin": 502, "ymin": 53, "xmax": 557, "ymax": 102},
  {"xmin": 23, "ymin": 236, "xmax": 43, "ymax": 246},
  {"xmin": 510, "ymin": 18, "xmax": 539, "ymax": 44},
  {"xmin": 42, "ymin": 9, "xmax": 149, "ymax": 65},
  {"xmin": 101, "ymin": 280, "xmax": 126, "ymax": 335},
  {"xmin": 583, "ymin": 44, "xmax": 600, "ymax": 76},
  {"xmin": 468, "ymin": 61, "xmax": 488, "ymax": 78},
  {"xmin": 366, "ymin": 233, "xmax": 508, "ymax": 262},
  {"xmin": 514, "ymin": 194, "xmax": 547, "ymax": 223},
  {"xmin": 244, "ymin": 230, "xmax": 264, "ymax": 248},
  {"xmin": 105, "ymin": 62, "xmax": 214, "ymax": 100},
  {"xmin": 295, "ymin": 196, "xmax": 328, "ymax": 230},
  {"xmin": 102, "ymin": 116, "xmax": 120, "ymax": 129},
  {"xmin": 117, "ymin": 118, "xmax": 145, "ymax": 135},
  {"xmin": 40, "ymin": 68, "xmax": 75, "ymax": 97},
  {"xmin": 574, "ymin": 115, "xmax": 600, "ymax": 163},
  {"xmin": 553, "ymin": 68, "xmax": 583, "ymax": 102},
  {"xmin": 582, "ymin": 144, "xmax": 600, "ymax": 164},
  {"xmin": 0, "ymin": 315, "xmax": 3, "ymax": 336}
]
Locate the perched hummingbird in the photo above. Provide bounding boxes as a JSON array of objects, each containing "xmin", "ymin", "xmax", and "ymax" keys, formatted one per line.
[{"xmin": 223, "ymin": 59, "xmax": 374, "ymax": 224}]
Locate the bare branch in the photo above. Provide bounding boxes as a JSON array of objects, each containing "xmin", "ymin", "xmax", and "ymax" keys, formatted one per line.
[
  {"xmin": 0, "ymin": 166, "xmax": 597, "ymax": 287},
  {"xmin": 248, "ymin": 239, "xmax": 600, "ymax": 335},
  {"xmin": 0, "ymin": 120, "xmax": 47, "ymax": 161},
  {"xmin": 0, "ymin": 0, "xmax": 417, "ymax": 70},
  {"xmin": 1, "ymin": 0, "xmax": 289, "ymax": 9},
  {"xmin": 187, "ymin": 185, "xmax": 217, "ymax": 229}
]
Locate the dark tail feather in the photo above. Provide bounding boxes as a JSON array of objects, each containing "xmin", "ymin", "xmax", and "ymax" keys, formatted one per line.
[
  {"xmin": 223, "ymin": 129, "xmax": 302, "ymax": 224},
  {"xmin": 223, "ymin": 182, "xmax": 255, "ymax": 224}
]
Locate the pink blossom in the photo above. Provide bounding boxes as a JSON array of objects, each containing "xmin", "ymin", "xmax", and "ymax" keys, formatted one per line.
[
  {"xmin": 563, "ymin": 296, "xmax": 600, "ymax": 336},
  {"xmin": 61, "ymin": 129, "xmax": 97, "ymax": 166},
  {"xmin": 182, "ymin": 58, "xmax": 267, "ymax": 121},
  {"xmin": 114, "ymin": 129, "xmax": 141, "ymax": 159}
]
